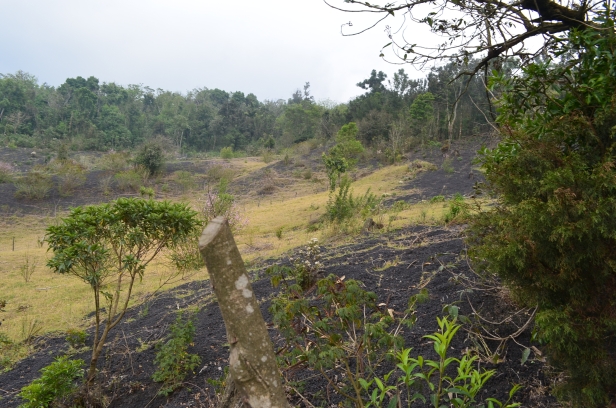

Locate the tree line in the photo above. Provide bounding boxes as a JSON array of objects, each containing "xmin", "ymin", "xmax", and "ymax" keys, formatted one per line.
[{"xmin": 0, "ymin": 64, "xmax": 490, "ymax": 154}]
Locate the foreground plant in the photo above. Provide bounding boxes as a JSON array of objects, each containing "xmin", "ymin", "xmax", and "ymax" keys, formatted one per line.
[
  {"xmin": 360, "ymin": 317, "xmax": 521, "ymax": 408},
  {"xmin": 153, "ymin": 311, "xmax": 201, "ymax": 396},
  {"xmin": 269, "ymin": 266, "xmax": 422, "ymax": 406},
  {"xmin": 468, "ymin": 15, "xmax": 616, "ymax": 406},
  {"xmin": 46, "ymin": 198, "xmax": 200, "ymax": 383},
  {"xmin": 18, "ymin": 356, "xmax": 84, "ymax": 408}
]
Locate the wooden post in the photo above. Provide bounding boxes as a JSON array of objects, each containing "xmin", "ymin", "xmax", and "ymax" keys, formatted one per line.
[{"xmin": 199, "ymin": 217, "xmax": 288, "ymax": 408}]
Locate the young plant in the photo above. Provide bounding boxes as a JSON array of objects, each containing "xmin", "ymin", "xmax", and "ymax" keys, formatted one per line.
[
  {"xmin": 325, "ymin": 175, "xmax": 380, "ymax": 224},
  {"xmin": 269, "ymin": 270, "xmax": 421, "ymax": 407},
  {"xmin": 18, "ymin": 254, "xmax": 37, "ymax": 283},
  {"xmin": 46, "ymin": 198, "xmax": 200, "ymax": 383},
  {"xmin": 66, "ymin": 329, "xmax": 87, "ymax": 349},
  {"xmin": 18, "ymin": 356, "xmax": 84, "ymax": 408},
  {"xmin": 153, "ymin": 312, "xmax": 201, "ymax": 396},
  {"xmin": 359, "ymin": 317, "xmax": 521, "ymax": 408}
]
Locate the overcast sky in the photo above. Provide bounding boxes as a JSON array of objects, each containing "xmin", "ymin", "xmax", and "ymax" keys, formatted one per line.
[{"xmin": 0, "ymin": 0, "xmax": 432, "ymax": 104}]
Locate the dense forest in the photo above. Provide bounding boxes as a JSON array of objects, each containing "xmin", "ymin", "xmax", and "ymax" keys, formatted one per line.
[{"xmin": 0, "ymin": 64, "xmax": 490, "ymax": 154}]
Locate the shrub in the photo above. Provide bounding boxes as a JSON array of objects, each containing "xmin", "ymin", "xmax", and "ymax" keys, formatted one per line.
[
  {"xmin": 98, "ymin": 151, "xmax": 130, "ymax": 174},
  {"xmin": 325, "ymin": 176, "xmax": 380, "ymax": 224},
  {"xmin": 66, "ymin": 329, "xmax": 87, "ymax": 349},
  {"xmin": 18, "ymin": 356, "xmax": 84, "ymax": 408},
  {"xmin": 205, "ymin": 163, "xmax": 235, "ymax": 183},
  {"xmin": 153, "ymin": 312, "xmax": 201, "ymax": 396},
  {"xmin": 468, "ymin": 22, "xmax": 616, "ymax": 406},
  {"xmin": 443, "ymin": 193, "xmax": 468, "ymax": 223},
  {"xmin": 441, "ymin": 157, "xmax": 454, "ymax": 174},
  {"xmin": 114, "ymin": 169, "xmax": 142, "ymax": 192},
  {"xmin": 220, "ymin": 146, "xmax": 234, "ymax": 160},
  {"xmin": 55, "ymin": 160, "xmax": 87, "ymax": 196},
  {"xmin": 14, "ymin": 170, "xmax": 52, "ymax": 200},
  {"xmin": 202, "ymin": 180, "xmax": 247, "ymax": 232},
  {"xmin": 134, "ymin": 141, "xmax": 166, "ymax": 176},
  {"xmin": 46, "ymin": 198, "xmax": 200, "ymax": 382},
  {"xmin": 0, "ymin": 161, "xmax": 15, "ymax": 183}
]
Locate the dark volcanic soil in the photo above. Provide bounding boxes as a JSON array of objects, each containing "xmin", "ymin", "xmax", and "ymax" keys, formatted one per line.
[
  {"xmin": 0, "ymin": 138, "xmax": 559, "ymax": 407},
  {"xmin": 0, "ymin": 225, "xmax": 558, "ymax": 407}
]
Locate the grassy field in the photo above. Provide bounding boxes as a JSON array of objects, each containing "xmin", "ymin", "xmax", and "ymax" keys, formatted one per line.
[{"xmin": 0, "ymin": 154, "xmax": 457, "ymax": 369}]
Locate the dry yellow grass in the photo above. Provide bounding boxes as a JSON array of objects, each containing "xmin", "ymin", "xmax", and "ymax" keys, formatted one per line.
[{"xmin": 0, "ymin": 158, "xmax": 453, "ymax": 352}]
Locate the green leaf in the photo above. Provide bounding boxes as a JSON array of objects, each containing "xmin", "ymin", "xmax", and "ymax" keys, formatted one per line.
[{"xmin": 520, "ymin": 348, "xmax": 531, "ymax": 365}]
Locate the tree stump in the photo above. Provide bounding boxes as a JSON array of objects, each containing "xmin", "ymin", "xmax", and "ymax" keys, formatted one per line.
[{"xmin": 199, "ymin": 217, "xmax": 289, "ymax": 408}]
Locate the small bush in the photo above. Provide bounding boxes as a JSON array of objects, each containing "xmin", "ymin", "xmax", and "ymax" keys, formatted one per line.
[
  {"xmin": 262, "ymin": 149, "xmax": 274, "ymax": 163},
  {"xmin": 441, "ymin": 157, "xmax": 455, "ymax": 173},
  {"xmin": 444, "ymin": 193, "xmax": 469, "ymax": 223},
  {"xmin": 173, "ymin": 170, "xmax": 197, "ymax": 193},
  {"xmin": 205, "ymin": 164, "xmax": 235, "ymax": 183},
  {"xmin": 0, "ymin": 161, "xmax": 15, "ymax": 183},
  {"xmin": 55, "ymin": 161, "xmax": 87, "ymax": 196},
  {"xmin": 98, "ymin": 151, "xmax": 130, "ymax": 174},
  {"xmin": 153, "ymin": 312, "xmax": 201, "ymax": 396},
  {"xmin": 14, "ymin": 170, "xmax": 52, "ymax": 200},
  {"xmin": 134, "ymin": 141, "xmax": 166, "ymax": 176},
  {"xmin": 18, "ymin": 356, "xmax": 84, "ymax": 408},
  {"xmin": 114, "ymin": 169, "xmax": 142, "ymax": 192},
  {"xmin": 325, "ymin": 176, "xmax": 381, "ymax": 224},
  {"xmin": 220, "ymin": 146, "xmax": 234, "ymax": 160},
  {"xmin": 66, "ymin": 329, "xmax": 87, "ymax": 349}
]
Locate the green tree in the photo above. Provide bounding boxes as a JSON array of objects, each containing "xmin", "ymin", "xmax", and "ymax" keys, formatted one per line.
[
  {"xmin": 46, "ymin": 198, "xmax": 200, "ymax": 383},
  {"xmin": 134, "ymin": 139, "xmax": 166, "ymax": 176},
  {"xmin": 468, "ymin": 17, "xmax": 616, "ymax": 406},
  {"xmin": 408, "ymin": 92, "xmax": 435, "ymax": 144},
  {"xmin": 323, "ymin": 122, "xmax": 365, "ymax": 190}
]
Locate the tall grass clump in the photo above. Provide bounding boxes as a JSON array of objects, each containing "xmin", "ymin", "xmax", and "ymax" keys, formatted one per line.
[
  {"xmin": 0, "ymin": 161, "xmax": 15, "ymax": 183},
  {"xmin": 14, "ymin": 169, "xmax": 52, "ymax": 200}
]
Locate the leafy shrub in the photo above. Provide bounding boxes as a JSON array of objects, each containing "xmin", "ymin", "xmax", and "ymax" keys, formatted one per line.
[
  {"xmin": 443, "ymin": 193, "xmax": 468, "ymax": 223},
  {"xmin": 468, "ymin": 22, "xmax": 616, "ymax": 406},
  {"xmin": 18, "ymin": 356, "xmax": 84, "ymax": 408},
  {"xmin": 66, "ymin": 329, "xmax": 87, "ymax": 349},
  {"xmin": 269, "ymin": 272, "xmax": 414, "ymax": 406},
  {"xmin": 325, "ymin": 176, "xmax": 380, "ymax": 224},
  {"xmin": 153, "ymin": 312, "xmax": 201, "ymax": 396},
  {"xmin": 281, "ymin": 238, "xmax": 323, "ymax": 289},
  {"xmin": 14, "ymin": 170, "xmax": 52, "ymax": 200},
  {"xmin": 441, "ymin": 157, "xmax": 454, "ymax": 173},
  {"xmin": 360, "ymin": 317, "xmax": 520, "ymax": 408},
  {"xmin": 220, "ymin": 146, "xmax": 234, "ymax": 159},
  {"xmin": 134, "ymin": 141, "xmax": 166, "ymax": 176},
  {"xmin": 0, "ymin": 161, "xmax": 15, "ymax": 183}
]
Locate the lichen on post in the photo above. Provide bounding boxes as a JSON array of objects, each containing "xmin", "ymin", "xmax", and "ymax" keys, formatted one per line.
[{"xmin": 199, "ymin": 217, "xmax": 288, "ymax": 408}]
